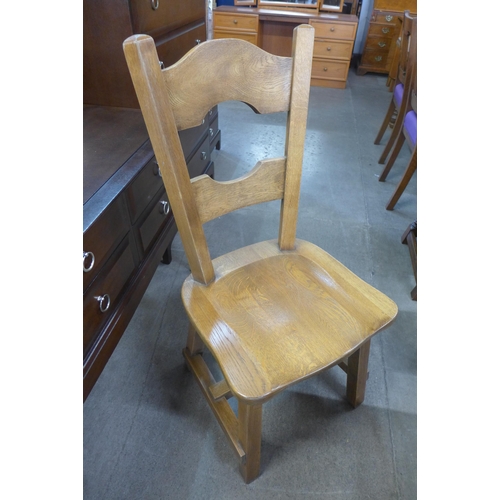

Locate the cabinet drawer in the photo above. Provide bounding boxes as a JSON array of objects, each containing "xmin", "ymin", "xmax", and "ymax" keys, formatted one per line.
[
  {"xmin": 179, "ymin": 113, "xmax": 209, "ymax": 160},
  {"xmin": 364, "ymin": 37, "xmax": 392, "ymax": 52},
  {"xmin": 311, "ymin": 59, "xmax": 350, "ymax": 82},
  {"xmin": 367, "ymin": 23, "xmax": 397, "ymax": 38},
  {"xmin": 138, "ymin": 189, "xmax": 174, "ymax": 255},
  {"xmin": 360, "ymin": 50, "xmax": 391, "ymax": 70},
  {"xmin": 187, "ymin": 134, "xmax": 211, "ymax": 179},
  {"xmin": 371, "ymin": 11, "xmax": 399, "ymax": 24},
  {"xmin": 156, "ymin": 22, "xmax": 206, "ymax": 70},
  {"xmin": 83, "ymin": 194, "xmax": 129, "ymax": 292},
  {"xmin": 213, "ymin": 12, "xmax": 258, "ymax": 32},
  {"xmin": 313, "ymin": 39, "xmax": 354, "ymax": 60},
  {"xmin": 83, "ymin": 235, "xmax": 136, "ymax": 357},
  {"xmin": 309, "ymin": 20, "xmax": 357, "ymax": 41},
  {"xmin": 213, "ymin": 30, "xmax": 258, "ymax": 45},
  {"xmin": 129, "ymin": 0, "xmax": 206, "ymax": 36},
  {"xmin": 126, "ymin": 156, "xmax": 164, "ymax": 224}
]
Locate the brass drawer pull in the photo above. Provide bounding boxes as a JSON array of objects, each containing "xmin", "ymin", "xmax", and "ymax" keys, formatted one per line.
[
  {"xmin": 160, "ymin": 200, "xmax": 170, "ymax": 215},
  {"xmin": 378, "ymin": 42, "xmax": 387, "ymax": 48},
  {"xmin": 374, "ymin": 56, "xmax": 383, "ymax": 62},
  {"xmin": 83, "ymin": 251, "xmax": 95, "ymax": 273},
  {"xmin": 151, "ymin": 0, "xmax": 159, "ymax": 10},
  {"xmin": 385, "ymin": 15, "xmax": 393, "ymax": 22},
  {"xmin": 96, "ymin": 294, "xmax": 111, "ymax": 313},
  {"xmin": 382, "ymin": 27, "xmax": 390, "ymax": 34}
]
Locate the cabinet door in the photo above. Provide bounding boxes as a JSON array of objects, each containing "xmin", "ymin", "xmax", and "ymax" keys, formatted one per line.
[{"xmin": 130, "ymin": 0, "xmax": 206, "ymax": 36}]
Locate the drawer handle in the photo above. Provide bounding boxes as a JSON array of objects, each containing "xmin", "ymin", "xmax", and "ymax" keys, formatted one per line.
[
  {"xmin": 151, "ymin": 0, "xmax": 159, "ymax": 10},
  {"xmin": 96, "ymin": 294, "xmax": 111, "ymax": 313},
  {"xmin": 233, "ymin": 19, "xmax": 238, "ymax": 24},
  {"xmin": 323, "ymin": 67, "xmax": 328, "ymax": 72},
  {"xmin": 200, "ymin": 151, "xmax": 207, "ymax": 160},
  {"xmin": 327, "ymin": 46, "xmax": 332, "ymax": 51},
  {"xmin": 374, "ymin": 56, "xmax": 383, "ymax": 62},
  {"xmin": 330, "ymin": 27, "xmax": 335, "ymax": 32},
  {"xmin": 83, "ymin": 251, "xmax": 95, "ymax": 273},
  {"xmin": 195, "ymin": 39, "xmax": 201, "ymax": 45},
  {"xmin": 382, "ymin": 28, "xmax": 390, "ymax": 34},
  {"xmin": 209, "ymin": 127, "xmax": 214, "ymax": 137},
  {"xmin": 159, "ymin": 61, "xmax": 164, "ymax": 70},
  {"xmin": 153, "ymin": 160, "xmax": 162, "ymax": 177},
  {"xmin": 385, "ymin": 15, "xmax": 393, "ymax": 22},
  {"xmin": 378, "ymin": 42, "xmax": 387, "ymax": 48},
  {"xmin": 160, "ymin": 200, "xmax": 170, "ymax": 215}
]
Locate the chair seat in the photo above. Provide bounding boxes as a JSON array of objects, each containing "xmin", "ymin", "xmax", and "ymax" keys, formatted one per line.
[
  {"xmin": 182, "ymin": 239, "xmax": 398, "ymax": 403},
  {"xmin": 404, "ymin": 110, "xmax": 417, "ymax": 147},
  {"xmin": 394, "ymin": 83, "xmax": 404, "ymax": 107}
]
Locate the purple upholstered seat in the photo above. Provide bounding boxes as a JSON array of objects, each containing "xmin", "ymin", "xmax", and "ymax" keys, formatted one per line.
[
  {"xmin": 404, "ymin": 110, "xmax": 417, "ymax": 147},
  {"xmin": 394, "ymin": 83, "xmax": 404, "ymax": 107}
]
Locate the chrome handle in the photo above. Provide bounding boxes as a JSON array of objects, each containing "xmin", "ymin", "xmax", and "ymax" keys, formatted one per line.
[
  {"xmin": 83, "ymin": 251, "xmax": 95, "ymax": 273},
  {"xmin": 96, "ymin": 294, "xmax": 111, "ymax": 313},
  {"xmin": 382, "ymin": 28, "xmax": 390, "ymax": 34},
  {"xmin": 151, "ymin": 0, "xmax": 159, "ymax": 10},
  {"xmin": 159, "ymin": 61, "xmax": 164, "ymax": 69},
  {"xmin": 385, "ymin": 15, "xmax": 393, "ymax": 22},
  {"xmin": 200, "ymin": 151, "xmax": 207, "ymax": 160},
  {"xmin": 209, "ymin": 128, "xmax": 214, "ymax": 137},
  {"xmin": 160, "ymin": 200, "xmax": 170, "ymax": 215},
  {"xmin": 378, "ymin": 42, "xmax": 386, "ymax": 47},
  {"xmin": 195, "ymin": 39, "xmax": 201, "ymax": 45},
  {"xmin": 375, "ymin": 56, "xmax": 382, "ymax": 62}
]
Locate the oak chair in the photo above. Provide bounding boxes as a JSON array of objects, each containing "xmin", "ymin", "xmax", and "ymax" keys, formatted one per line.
[
  {"xmin": 374, "ymin": 11, "xmax": 416, "ymax": 165},
  {"xmin": 123, "ymin": 25, "xmax": 398, "ymax": 483},
  {"xmin": 379, "ymin": 16, "xmax": 417, "ymax": 210}
]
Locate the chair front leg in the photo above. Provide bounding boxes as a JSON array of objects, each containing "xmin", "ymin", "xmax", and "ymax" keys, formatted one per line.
[
  {"xmin": 186, "ymin": 322, "xmax": 204, "ymax": 356},
  {"xmin": 346, "ymin": 340, "xmax": 371, "ymax": 408},
  {"xmin": 238, "ymin": 401, "xmax": 263, "ymax": 484}
]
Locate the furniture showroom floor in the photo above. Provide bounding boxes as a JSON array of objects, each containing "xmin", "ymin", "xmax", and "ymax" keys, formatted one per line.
[{"xmin": 83, "ymin": 67, "xmax": 417, "ymax": 500}]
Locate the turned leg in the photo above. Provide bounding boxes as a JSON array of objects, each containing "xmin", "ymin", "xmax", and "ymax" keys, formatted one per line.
[
  {"xmin": 346, "ymin": 340, "xmax": 371, "ymax": 408},
  {"xmin": 238, "ymin": 401, "xmax": 262, "ymax": 484}
]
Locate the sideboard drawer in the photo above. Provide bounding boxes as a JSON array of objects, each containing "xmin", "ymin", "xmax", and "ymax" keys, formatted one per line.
[
  {"xmin": 83, "ymin": 194, "xmax": 129, "ymax": 292},
  {"xmin": 187, "ymin": 134, "xmax": 211, "ymax": 179},
  {"xmin": 156, "ymin": 22, "xmax": 206, "ymax": 70},
  {"xmin": 213, "ymin": 11, "xmax": 259, "ymax": 32},
  {"xmin": 213, "ymin": 30, "xmax": 258, "ymax": 45},
  {"xmin": 367, "ymin": 23, "xmax": 397, "ymax": 38},
  {"xmin": 364, "ymin": 36, "xmax": 392, "ymax": 52},
  {"xmin": 311, "ymin": 59, "xmax": 350, "ymax": 82},
  {"xmin": 126, "ymin": 156, "xmax": 164, "ymax": 224},
  {"xmin": 360, "ymin": 50, "xmax": 391, "ymax": 70},
  {"xmin": 83, "ymin": 235, "xmax": 136, "ymax": 357},
  {"xmin": 313, "ymin": 39, "xmax": 354, "ymax": 60},
  {"xmin": 137, "ymin": 190, "xmax": 174, "ymax": 254},
  {"xmin": 310, "ymin": 20, "xmax": 357, "ymax": 41}
]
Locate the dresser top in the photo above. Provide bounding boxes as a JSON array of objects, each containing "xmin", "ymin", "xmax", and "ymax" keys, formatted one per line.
[{"xmin": 83, "ymin": 105, "xmax": 148, "ymax": 205}]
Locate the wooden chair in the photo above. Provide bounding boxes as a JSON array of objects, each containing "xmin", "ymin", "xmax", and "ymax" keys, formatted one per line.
[
  {"xmin": 374, "ymin": 11, "xmax": 416, "ymax": 165},
  {"xmin": 123, "ymin": 25, "xmax": 398, "ymax": 483},
  {"xmin": 379, "ymin": 16, "xmax": 417, "ymax": 211}
]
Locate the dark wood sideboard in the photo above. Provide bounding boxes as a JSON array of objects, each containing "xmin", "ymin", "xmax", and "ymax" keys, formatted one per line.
[
  {"xmin": 83, "ymin": 0, "xmax": 219, "ymax": 400},
  {"xmin": 83, "ymin": 105, "xmax": 220, "ymax": 401}
]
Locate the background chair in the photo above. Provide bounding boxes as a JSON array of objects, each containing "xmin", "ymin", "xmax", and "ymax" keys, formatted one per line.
[
  {"xmin": 123, "ymin": 26, "xmax": 398, "ymax": 483},
  {"xmin": 379, "ymin": 16, "xmax": 417, "ymax": 210},
  {"xmin": 374, "ymin": 11, "xmax": 416, "ymax": 165}
]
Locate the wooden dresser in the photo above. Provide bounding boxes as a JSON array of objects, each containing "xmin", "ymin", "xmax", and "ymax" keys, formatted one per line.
[
  {"xmin": 213, "ymin": 6, "xmax": 358, "ymax": 89},
  {"xmin": 83, "ymin": 0, "xmax": 221, "ymax": 400},
  {"xmin": 356, "ymin": 0, "xmax": 416, "ymax": 76}
]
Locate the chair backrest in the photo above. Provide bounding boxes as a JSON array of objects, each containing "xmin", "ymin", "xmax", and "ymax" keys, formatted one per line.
[
  {"xmin": 123, "ymin": 25, "xmax": 315, "ymax": 285},
  {"xmin": 397, "ymin": 11, "xmax": 417, "ymax": 87}
]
